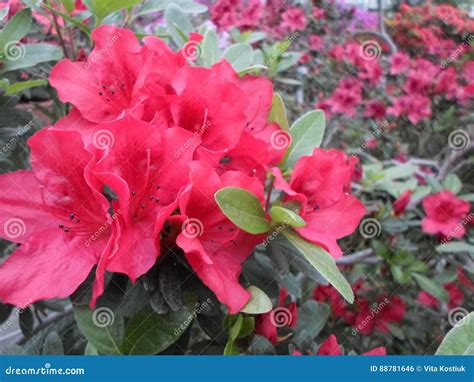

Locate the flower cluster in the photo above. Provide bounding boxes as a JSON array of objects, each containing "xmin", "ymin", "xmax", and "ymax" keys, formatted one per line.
[{"xmin": 0, "ymin": 26, "xmax": 364, "ymax": 316}]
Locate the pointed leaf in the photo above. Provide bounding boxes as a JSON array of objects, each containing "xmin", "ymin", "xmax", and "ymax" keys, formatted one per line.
[
  {"xmin": 283, "ymin": 230, "xmax": 354, "ymax": 303},
  {"xmin": 240, "ymin": 286, "xmax": 273, "ymax": 314},
  {"xmin": 287, "ymin": 110, "xmax": 325, "ymax": 167},
  {"xmin": 215, "ymin": 187, "xmax": 270, "ymax": 234}
]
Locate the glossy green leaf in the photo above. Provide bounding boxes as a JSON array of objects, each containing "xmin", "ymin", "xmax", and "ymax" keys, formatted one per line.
[
  {"xmin": 74, "ymin": 306, "xmax": 124, "ymax": 355},
  {"xmin": 0, "ymin": 8, "xmax": 32, "ymax": 51},
  {"xmin": 283, "ymin": 230, "xmax": 354, "ymax": 303},
  {"xmin": 0, "ymin": 43, "xmax": 63, "ymax": 73},
  {"xmin": 287, "ymin": 110, "xmax": 325, "ymax": 167},
  {"xmin": 86, "ymin": 0, "xmax": 141, "ymax": 23},
  {"xmin": 270, "ymin": 206, "xmax": 305, "ymax": 228},
  {"xmin": 215, "ymin": 187, "xmax": 270, "ymax": 234},
  {"xmin": 122, "ymin": 304, "xmax": 194, "ymax": 355},
  {"xmin": 240, "ymin": 286, "xmax": 273, "ymax": 314}
]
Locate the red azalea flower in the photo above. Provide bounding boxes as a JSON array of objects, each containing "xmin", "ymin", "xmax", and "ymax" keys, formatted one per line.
[
  {"xmin": 256, "ymin": 289, "xmax": 298, "ymax": 344},
  {"xmin": 393, "ymin": 189, "xmax": 412, "ymax": 216},
  {"xmin": 389, "ymin": 52, "xmax": 410, "ymax": 75},
  {"xmin": 388, "ymin": 95, "xmax": 431, "ymax": 125},
  {"xmin": 313, "ymin": 284, "xmax": 348, "ymax": 318},
  {"xmin": 0, "ymin": 129, "xmax": 118, "ymax": 307},
  {"xmin": 354, "ymin": 296, "xmax": 406, "ymax": 334},
  {"xmin": 89, "ymin": 117, "xmax": 198, "ymax": 302},
  {"xmin": 272, "ymin": 149, "xmax": 365, "ymax": 259},
  {"xmin": 281, "ymin": 8, "xmax": 307, "ymax": 32},
  {"xmin": 327, "ymin": 78, "xmax": 362, "ymax": 117},
  {"xmin": 364, "ymin": 100, "xmax": 386, "ymax": 120},
  {"xmin": 171, "ymin": 162, "xmax": 266, "ymax": 313},
  {"xmin": 317, "ymin": 335, "xmax": 386, "ymax": 356},
  {"xmin": 421, "ymin": 191, "xmax": 470, "ymax": 238},
  {"xmin": 309, "ymin": 35, "xmax": 324, "ymax": 51}
]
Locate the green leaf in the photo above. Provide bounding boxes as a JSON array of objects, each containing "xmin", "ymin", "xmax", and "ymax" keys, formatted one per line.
[
  {"xmin": 240, "ymin": 286, "xmax": 273, "ymax": 314},
  {"xmin": 294, "ymin": 300, "xmax": 330, "ymax": 347},
  {"xmin": 74, "ymin": 306, "xmax": 124, "ymax": 355},
  {"xmin": 0, "ymin": 7, "xmax": 9, "ymax": 22},
  {"xmin": 223, "ymin": 340, "xmax": 240, "ymax": 355},
  {"xmin": 2, "ymin": 79, "xmax": 47, "ymax": 95},
  {"xmin": 0, "ymin": 8, "xmax": 32, "ymax": 51},
  {"xmin": 164, "ymin": 4, "xmax": 193, "ymax": 46},
  {"xmin": 201, "ymin": 28, "xmax": 220, "ymax": 66},
  {"xmin": 413, "ymin": 273, "xmax": 449, "ymax": 302},
  {"xmin": 137, "ymin": 0, "xmax": 207, "ymax": 15},
  {"xmin": 436, "ymin": 312, "xmax": 474, "ymax": 355},
  {"xmin": 276, "ymin": 52, "xmax": 301, "ymax": 72},
  {"xmin": 215, "ymin": 187, "xmax": 270, "ymax": 234},
  {"xmin": 86, "ymin": 0, "xmax": 141, "ymax": 23},
  {"xmin": 42, "ymin": 332, "xmax": 64, "ymax": 355},
  {"xmin": 222, "ymin": 43, "xmax": 253, "ymax": 73},
  {"xmin": 268, "ymin": 93, "xmax": 289, "ymax": 130},
  {"xmin": 0, "ymin": 43, "xmax": 63, "ymax": 73},
  {"xmin": 442, "ymin": 174, "xmax": 462, "ymax": 194},
  {"xmin": 287, "ymin": 110, "xmax": 325, "ymax": 168},
  {"xmin": 379, "ymin": 164, "xmax": 418, "ymax": 181},
  {"xmin": 122, "ymin": 304, "xmax": 194, "ymax": 355},
  {"xmin": 237, "ymin": 317, "xmax": 255, "ymax": 339},
  {"xmin": 226, "ymin": 314, "xmax": 243, "ymax": 342},
  {"xmin": 283, "ymin": 230, "xmax": 354, "ymax": 303},
  {"xmin": 62, "ymin": 0, "xmax": 75, "ymax": 13},
  {"xmin": 436, "ymin": 242, "xmax": 474, "ymax": 254},
  {"xmin": 19, "ymin": 308, "xmax": 34, "ymax": 338},
  {"xmin": 84, "ymin": 342, "xmax": 99, "ymax": 355},
  {"xmin": 270, "ymin": 206, "xmax": 305, "ymax": 228}
]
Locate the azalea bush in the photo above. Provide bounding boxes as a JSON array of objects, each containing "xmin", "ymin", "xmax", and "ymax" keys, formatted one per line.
[{"xmin": 0, "ymin": 0, "xmax": 472, "ymax": 357}]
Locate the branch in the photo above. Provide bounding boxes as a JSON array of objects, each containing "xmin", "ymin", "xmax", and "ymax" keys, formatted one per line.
[{"xmin": 436, "ymin": 142, "xmax": 474, "ymax": 182}]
